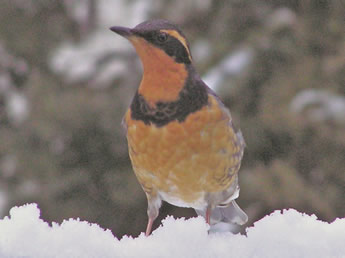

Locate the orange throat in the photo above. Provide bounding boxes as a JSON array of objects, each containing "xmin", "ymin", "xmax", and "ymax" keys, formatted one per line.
[{"xmin": 130, "ymin": 37, "xmax": 188, "ymax": 106}]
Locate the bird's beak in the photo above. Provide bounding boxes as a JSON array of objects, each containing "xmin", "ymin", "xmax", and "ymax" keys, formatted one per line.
[{"xmin": 110, "ymin": 26, "xmax": 133, "ymax": 38}]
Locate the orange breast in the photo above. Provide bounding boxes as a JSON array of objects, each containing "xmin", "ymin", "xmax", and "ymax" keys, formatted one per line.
[
  {"xmin": 125, "ymin": 95, "xmax": 243, "ymax": 205},
  {"xmin": 130, "ymin": 37, "xmax": 187, "ymax": 106}
]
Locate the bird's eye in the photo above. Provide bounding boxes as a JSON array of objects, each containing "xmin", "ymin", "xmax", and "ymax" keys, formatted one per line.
[{"xmin": 157, "ymin": 32, "xmax": 168, "ymax": 43}]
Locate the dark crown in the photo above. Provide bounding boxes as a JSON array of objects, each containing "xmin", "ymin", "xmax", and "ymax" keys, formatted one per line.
[{"xmin": 132, "ymin": 19, "xmax": 192, "ymax": 64}]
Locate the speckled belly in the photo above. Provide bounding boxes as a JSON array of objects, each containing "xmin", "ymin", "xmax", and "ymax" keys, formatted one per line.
[{"xmin": 125, "ymin": 95, "xmax": 243, "ymax": 208}]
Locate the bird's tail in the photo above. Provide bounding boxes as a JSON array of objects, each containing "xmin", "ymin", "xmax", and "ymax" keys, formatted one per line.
[{"xmin": 195, "ymin": 200, "xmax": 248, "ymax": 226}]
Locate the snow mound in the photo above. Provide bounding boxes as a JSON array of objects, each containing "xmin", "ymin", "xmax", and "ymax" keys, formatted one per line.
[{"xmin": 0, "ymin": 204, "xmax": 344, "ymax": 258}]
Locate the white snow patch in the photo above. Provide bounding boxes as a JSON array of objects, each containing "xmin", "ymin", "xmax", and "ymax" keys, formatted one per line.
[
  {"xmin": 0, "ymin": 203, "xmax": 344, "ymax": 258},
  {"xmin": 49, "ymin": 32, "xmax": 129, "ymax": 85},
  {"xmin": 192, "ymin": 39, "xmax": 212, "ymax": 63},
  {"xmin": 203, "ymin": 48, "xmax": 254, "ymax": 91},
  {"xmin": 49, "ymin": 0, "xmax": 154, "ymax": 86},
  {"xmin": 290, "ymin": 89, "xmax": 345, "ymax": 124},
  {"xmin": 266, "ymin": 7, "xmax": 297, "ymax": 30},
  {"xmin": 5, "ymin": 91, "xmax": 30, "ymax": 125}
]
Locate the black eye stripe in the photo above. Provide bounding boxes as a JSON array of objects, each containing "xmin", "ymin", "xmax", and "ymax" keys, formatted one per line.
[{"xmin": 139, "ymin": 30, "xmax": 191, "ymax": 64}]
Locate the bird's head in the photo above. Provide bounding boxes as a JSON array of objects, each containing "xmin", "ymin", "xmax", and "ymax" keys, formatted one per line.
[
  {"xmin": 110, "ymin": 19, "xmax": 192, "ymax": 66},
  {"xmin": 110, "ymin": 20, "xmax": 194, "ymax": 104}
]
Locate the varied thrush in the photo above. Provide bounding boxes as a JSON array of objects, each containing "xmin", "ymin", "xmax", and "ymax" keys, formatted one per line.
[{"xmin": 110, "ymin": 19, "xmax": 248, "ymax": 236}]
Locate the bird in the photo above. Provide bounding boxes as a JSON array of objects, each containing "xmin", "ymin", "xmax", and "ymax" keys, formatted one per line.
[{"xmin": 110, "ymin": 19, "xmax": 248, "ymax": 236}]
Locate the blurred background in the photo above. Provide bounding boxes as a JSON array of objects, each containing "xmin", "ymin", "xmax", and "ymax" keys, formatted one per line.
[{"xmin": 0, "ymin": 0, "xmax": 344, "ymax": 238}]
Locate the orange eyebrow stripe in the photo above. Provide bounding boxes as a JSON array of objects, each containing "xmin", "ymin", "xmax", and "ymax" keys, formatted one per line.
[{"xmin": 161, "ymin": 29, "xmax": 192, "ymax": 61}]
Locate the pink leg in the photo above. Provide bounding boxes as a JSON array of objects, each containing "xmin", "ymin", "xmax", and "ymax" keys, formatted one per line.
[
  {"xmin": 145, "ymin": 217, "xmax": 154, "ymax": 236},
  {"xmin": 145, "ymin": 195, "xmax": 160, "ymax": 236},
  {"xmin": 205, "ymin": 207, "xmax": 211, "ymax": 225}
]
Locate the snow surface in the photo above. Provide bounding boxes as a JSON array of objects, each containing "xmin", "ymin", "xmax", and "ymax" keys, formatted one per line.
[
  {"xmin": 290, "ymin": 89, "xmax": 345, "ymax": 125},
  {"xmin": 0, "ymin": 204, "xmax": 344, "ymax": 258}
]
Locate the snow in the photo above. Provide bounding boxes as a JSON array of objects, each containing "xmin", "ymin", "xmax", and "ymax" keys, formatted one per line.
[
  {"xmin": 49, "ymin": 0, "xmax": 154, "ymax": 86},
  {"xmin": 266, "ymin": 7, "xmax": 297, "ymax": 30},
  {"xmin": 0, "ymin": 42, "xmax": 30, "ymax": 126},
  {"xmin": 203, "ymin": 48, "xmax": 254, "ymax": 91},
  {"xmin": 5, "ymin": 91, "xmax": 30, "ymax": 125},
  {"xmin": 49, "ymin": 34, "xmax": 128, "ymax": 84},
  {"xmin": 290, "ymin": 89, "xmax": 345, "ymax": 124},
  {"xmin": 0, "ymin": 204, "xmax": 344, "ymax": 258}
]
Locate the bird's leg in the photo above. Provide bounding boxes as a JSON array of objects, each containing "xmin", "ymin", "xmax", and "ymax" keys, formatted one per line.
[
  {"xmin": 205, "ymin": 206, "xmax": 211, "ymax": 225},
  {"xmin": 145, "ymin": 217, "xmax": 154, "ymax": 236},
  {"xmin": 145, "ymin": 195, "xmax": 161, "ymax": 236}
]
